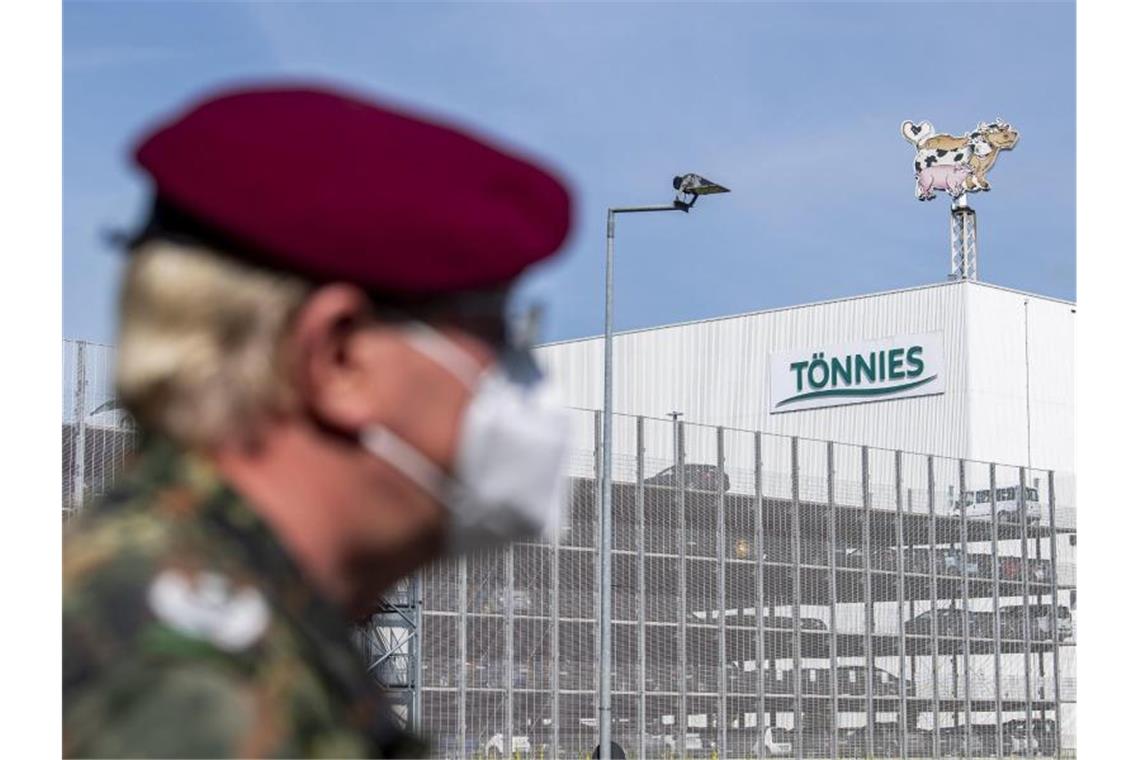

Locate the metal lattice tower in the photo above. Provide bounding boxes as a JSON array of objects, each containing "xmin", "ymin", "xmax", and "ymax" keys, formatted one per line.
[
  {"xmin": 354, "ymin": 574, "xmax": 421, "ymax": 731},
  {"xmin": 950, "ymin": 199, "xmax": 978, "ymax": 280}
]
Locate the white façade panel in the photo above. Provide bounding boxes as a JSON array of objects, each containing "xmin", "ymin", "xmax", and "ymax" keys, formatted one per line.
[
  {"xmin": 963, "ymin": 284, "xmax": 1074, "ymax": 472},
  {"xmin": 767, "ymin": 331, "xmax": 945, "ymax": 413}
]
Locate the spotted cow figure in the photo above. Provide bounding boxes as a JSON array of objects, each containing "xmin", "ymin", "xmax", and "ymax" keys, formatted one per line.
[{"xmin": 901, "ymin": 119, "xmax": 1019, "ymax": 198}]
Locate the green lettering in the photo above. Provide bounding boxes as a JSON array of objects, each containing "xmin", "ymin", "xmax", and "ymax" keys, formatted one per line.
[
  {"xmin": 855, "ymin": 353, "xmax": 876, "ymax": 384},
  {"xmin": 790, "ymin": 361, "xmax": 808, "ymax": 392},
  {"xmin": 888, "ymin": 348, "xmax": 905, "ymax": 380},
  {"xmin": 906, "ymin": 346, "xmax": 925, "ymax": 378},
  {"xmin": 830, "ymin": 355, "xmax": 852, "ymax": 387}
]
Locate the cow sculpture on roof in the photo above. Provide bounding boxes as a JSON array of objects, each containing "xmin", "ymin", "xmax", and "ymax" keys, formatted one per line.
[{"xmin": 901, "ymin": 119, "xmax": 1019, "ymax": 200}]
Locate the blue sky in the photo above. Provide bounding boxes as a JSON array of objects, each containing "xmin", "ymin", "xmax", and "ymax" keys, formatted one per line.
[{"xmin": 64, "ymin": 1, "xmax": 1075, "ymax": 345}]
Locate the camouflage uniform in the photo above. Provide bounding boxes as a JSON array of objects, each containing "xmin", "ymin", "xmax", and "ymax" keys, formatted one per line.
[{"xmin": 63, "ymin": 437, "xmax": 426, "ymax": 758}]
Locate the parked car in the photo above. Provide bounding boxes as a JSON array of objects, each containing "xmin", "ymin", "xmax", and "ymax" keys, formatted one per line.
[
  {"xmin": 645, "ymin": 464, "xmax": 730, "ymax": 492},
  {"xmin": 953, "ymin": 484, "xmax": 1043, "ymax": 523}
]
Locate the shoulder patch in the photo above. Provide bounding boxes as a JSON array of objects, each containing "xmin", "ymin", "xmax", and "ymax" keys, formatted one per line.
[{"xmin": 148, "ymin": 569, "xmax": 270, "ymax": 652}]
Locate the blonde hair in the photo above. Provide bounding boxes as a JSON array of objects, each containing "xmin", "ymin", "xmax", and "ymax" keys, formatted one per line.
[{"xmin": 116, "ymin": 240, "xmax": 312, "ymax": 447}]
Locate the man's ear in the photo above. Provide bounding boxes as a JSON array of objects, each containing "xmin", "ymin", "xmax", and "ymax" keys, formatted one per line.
[{"xmin": 287, "ymin": 284, "xmax": 386, "ymax": 433}]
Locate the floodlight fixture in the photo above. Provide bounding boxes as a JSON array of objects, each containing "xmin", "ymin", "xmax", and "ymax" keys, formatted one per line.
[{"xmin": 672, "ymin": 173, "xmax": 730, "ymax": 210}]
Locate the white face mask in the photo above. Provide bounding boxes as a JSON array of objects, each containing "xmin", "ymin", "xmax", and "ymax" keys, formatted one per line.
[{"xmin": 359, "ymin": 321, "xmax": 571, "ymax": 555}]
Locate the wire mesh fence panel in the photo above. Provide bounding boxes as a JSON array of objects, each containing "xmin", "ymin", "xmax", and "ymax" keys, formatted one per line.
[
  {"xmin": 681, "ymin": 424, "xmax": 721, "ymax": 760},
  {"xmin": 829, "ymin": 442, "xmax": 866, "ymax": 759},
  {"xmin": 927, "ymin": 454, "xmax": 968, "ymax": 758},
  {"xmin": 895, "ymin": 451, "xmax": 939, "ymax": 756},
  {"xmin": 865, "ymin": 448, "xmax": 905, "ymax": 760},
  {"xmin": 422, "ymin": 612, "xmax": 461, "ymax": 750},
  {"xmin": 514, "ymin": 542, "xmax": 555, "ymax": 758}
]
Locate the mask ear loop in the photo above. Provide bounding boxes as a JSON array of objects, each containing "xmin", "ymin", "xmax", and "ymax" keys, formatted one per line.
[
  {"xmin": 357, "ymin": 320, "xmax": 480, "ymax": 506},
  {"xmin": 360, "ymin": 426, "xmax": 460, "ymax": 507},
  {"xmin": 401, "ymin": 321, "xmax": 484, "ymax": 391}
]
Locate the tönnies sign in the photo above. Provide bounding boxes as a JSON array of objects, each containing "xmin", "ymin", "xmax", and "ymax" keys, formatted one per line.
[{"xmin": 769, "ymin": 331, "xmax": 945, "ymax": 413}]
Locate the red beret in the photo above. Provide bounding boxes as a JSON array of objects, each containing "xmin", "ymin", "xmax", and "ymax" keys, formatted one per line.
[{"xmin": 131, "ymin": 85, "xmax": 573, "ymax": 294}]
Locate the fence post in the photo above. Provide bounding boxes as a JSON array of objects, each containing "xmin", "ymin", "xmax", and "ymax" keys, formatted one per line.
[
  {"xmin": 459, "ymin": 555, "xmax": 469, "ymax": 757},
  {"xmin": 895, "ymin": 451, "xmax": 909, "ymax": 760},
  {"xmin": 594, "ymin": 410, "xmax": 604, "ymax": 759},
  {"xmin": 860, "ymin": 446, "xmax": 873, "ymax": 758},
  {"xmin": 506, "ymin": 543, "xmax": 515, "ymax": 755},
  {"xmin": 71, "ymin": 341, "xmax": 88, "ymax": 514},
  {"xmin": 552, "ymin": 476, "xmax": 561, "ymax": 758},
  {"xmin": 715, "ymin": 427, "xmax": 728, "ymax": 760},
  {"xmin": 826, "ymin": 442, "xmax": 838, "ymax": 760},
  {"xmin": 754, "ymin": 432, "xmax": 767, "ymax": 760},
  {"xmin": 675, "ymin": 417, "xmax": 687, "ymax": 754},
  {"xmin": 990, "ymin": 463, "xmax": 1004, "ymax": 759},
  {"xmin": 1019, "ymin": 467, "xmax": 1033, "ymax": 749},
  {"xmin": 635, "ymin": 416, "xmax": 646, "ymax": 760},
  {"xmin": 927, "ymin": 456, "xmax": 941, "ymax": 759},
  {"xmin": 957, "ymin": 459, "xmax": 972, "ymax": 752},
  {"xmin": 1047, "ymin": 471, "xmax": 1062, "ymax": 760},
  {"xmin": 790, "ymin": 437, "xmax": 803, "ymax": 760}
]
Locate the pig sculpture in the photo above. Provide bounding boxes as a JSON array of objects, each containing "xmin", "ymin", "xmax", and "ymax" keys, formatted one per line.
[{"xmin": 915, "ymin": 163, "xmax": 972, "ymax": 201}]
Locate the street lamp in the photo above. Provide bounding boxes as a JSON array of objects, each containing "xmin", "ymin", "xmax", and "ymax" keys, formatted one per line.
[{"xmin": 598, "ymin": 174, "xmax": 729, "ymax": 760}]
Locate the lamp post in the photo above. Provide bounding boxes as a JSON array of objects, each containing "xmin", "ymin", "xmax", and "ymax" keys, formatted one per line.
[{"xmin": 598, "ymin": 174, "xmax": 729, "ymax": 760}]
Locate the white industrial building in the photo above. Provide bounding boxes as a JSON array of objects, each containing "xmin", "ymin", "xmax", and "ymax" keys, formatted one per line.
[{"xmin": 537, "ymin": 279, "xmax": 1074, "ymax": 475}]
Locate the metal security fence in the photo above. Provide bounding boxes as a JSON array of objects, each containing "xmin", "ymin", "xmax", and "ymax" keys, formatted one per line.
[
  {"xmin": 61, "ymin": 341, "xmax": 1077, "ymax": 759},
  {"xmin": 418, "ymin": 410, "xmax": 1076, "ymax": 760}
]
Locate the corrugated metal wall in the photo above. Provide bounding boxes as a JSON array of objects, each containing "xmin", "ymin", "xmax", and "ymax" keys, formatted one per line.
[
  {"xmin": 537, "ymin": 281, "xmax": 1074, "ymax": 473},
  {"xmin": 963, "ymin": 286, "xmax": 1074, "ymax": 473}
]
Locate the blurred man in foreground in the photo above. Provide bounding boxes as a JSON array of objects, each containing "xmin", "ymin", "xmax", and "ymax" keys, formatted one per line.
[{"xmin": 62, "ymin": 85, "xmax": 573, "ymax": 757}]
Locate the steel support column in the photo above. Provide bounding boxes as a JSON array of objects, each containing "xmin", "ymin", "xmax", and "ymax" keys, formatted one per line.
[
  {"xmin": 950, "ymin": 203, "xmax": 978, "ymax": 281},
  {"xmin": 414, "ymin": 571, "xmax": 424, "ymax": 733}
]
